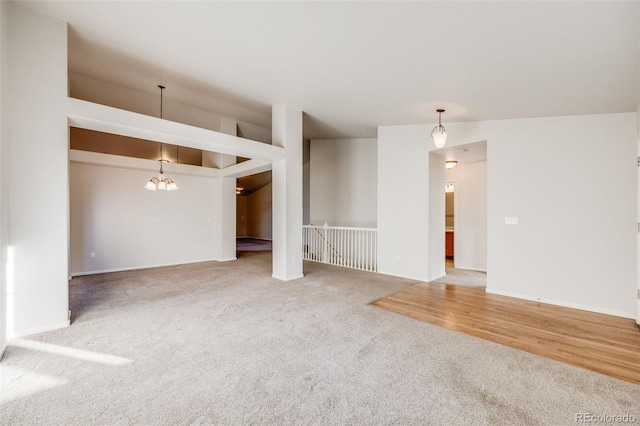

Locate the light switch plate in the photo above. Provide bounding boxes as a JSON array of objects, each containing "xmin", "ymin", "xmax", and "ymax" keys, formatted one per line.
[{"xmin": 505, "ymin": 217, "xmax": 519, "ymax": 225}]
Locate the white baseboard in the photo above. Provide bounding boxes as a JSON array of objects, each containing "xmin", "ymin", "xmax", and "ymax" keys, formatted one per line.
[
  {"xmin": 428, "ymin": 272, "xmax": 446, "ymax": 282},
  {"xmin": 70, "ymin": 258, "xmax": 221, "ymax": 277},
  {"xmin": 376, "ymin": 269, "xmax": 428, "ymax": 283},
  {"xmin": 12, "ymin": 320, "xmax": 70, "ymax": 339},
  {"xmin": 272, "ymin": 273, "xmax": 304, "ymax": 281},
  {"xmin": 453, "ymin": 265, "xmax": 487, "ymax": 273},
  {"xmin": 0, "ymin": 341, "xmax": 7, "ymax": 361},
  {"xmin": 218, "ymin": 257, "xmax": 237, "ymax": 262},
  {"xmin": 486, "ymin": 288, "xmax": 635, "ymax": 319}
]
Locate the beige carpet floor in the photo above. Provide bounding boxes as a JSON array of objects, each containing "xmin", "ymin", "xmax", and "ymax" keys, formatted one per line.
[
  {"xmin": 433, "ymin": 261, "xmax": 487, "ymax": 288},
  {"xmin": 1, "ymin": 252, "xmax": 639, "ymax": 425}
]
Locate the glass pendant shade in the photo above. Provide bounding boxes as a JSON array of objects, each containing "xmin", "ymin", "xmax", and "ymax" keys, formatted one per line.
[
  {"xmin": 145, "ymin": 179, "xmax": 157, "ymax": 191},
  {"xmin": 157, "ymin": 179, "xmax": 167, "ymax": 191},
  {"xmin": 166, "ymin": 179, "xmax": 178, "ymax": 191},
  {"xmin": 431, "ymin": 109, "xmax": 448, "ymax": 148},
  {"xmin": 431, "ymin": 126, "xmax": 447, "ymax": 148}
]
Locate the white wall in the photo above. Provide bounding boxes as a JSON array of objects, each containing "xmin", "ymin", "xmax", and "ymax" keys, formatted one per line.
[
  {"xmin": 303, "ymin": 139, "xmax": 310, "ymax": 226},
  {"xmin": 486, "ymin": 114, "xmax": 635, "ymax": 318},
  {"xmin": 427, "ymin": 152, "xmax": 446, "ymax": 281},
  {"xmin": 70, "ymin": 73, "xmax": 272, "ymax": 144},
  {"xmin": 70, "ymin": 153, "xmax": 221, "ymax": 275},
  {"xmin": 0, "ymin": 0, "xmax": 8, "ymax": 354},
  {"xmin": 637, "ymin": 104, "xmax": 640, "ymax": 324},
  {"xmin": 237, "ymin": 196, "xmax": 248, "ymax": 237},
  {"xmin": 310, "ymin": 138, "xmax": 377, "ymax": 227},
  {"xmin": 378, "ymin": 126, "xmax": 430, "ymax": 281},
  {"xmin": 247, "ymin": 183, "xmax": 273, "ymax": 240},
  {"xmin": 446, "ymin": 161, "xmax": 488, "ymax": 271},
  {"xmin": 379, "ymin": 113, "xmax": 637, "ymax": 318},
  {"xmin": 5, "ymin": 3, "xmax": 69, "ymax": 338}
]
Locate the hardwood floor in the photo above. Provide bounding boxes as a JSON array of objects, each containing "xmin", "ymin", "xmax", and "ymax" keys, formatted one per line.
[{"xmin": 371, "ymin": 283, "xmax": 640, "ymax": 385}]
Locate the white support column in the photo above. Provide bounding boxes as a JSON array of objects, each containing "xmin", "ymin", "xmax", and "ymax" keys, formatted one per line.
[
  {"xmin": 0, "ymin": 0, "xmax": 8, "ymax": 353},
  {"xmin": 218, "ymin": 175, "xmax": 237, "ymax": 261},
  {"xmin": 272, "ymin": 104, "xmax": 303, "ymax": 281},
  {"xmin": 204, "ymin": 118, "xmax": 237, "ymax": 261},
  {"xmin": 636, "ymin": 106, "xmax": 640, "ymax": 325},
  {"xmin": 6, "ymin": 3, "xmax": 69, "ymax": 337}
]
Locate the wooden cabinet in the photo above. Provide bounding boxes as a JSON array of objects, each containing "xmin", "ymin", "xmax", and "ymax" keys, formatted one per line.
[{"xmin": 445, "ymin": 231, "xmax": 454, "ymax": 259}]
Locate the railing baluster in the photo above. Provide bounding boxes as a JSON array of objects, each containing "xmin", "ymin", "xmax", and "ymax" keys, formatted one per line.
[
  {"xmin": 330, "ymin": 228, "xmax": 334, "ymax": 265},
  {"xmin": 356, "ymin": 230, "xmax": 359, "ymax": 270},
  {"xmin": 301, "ymin": 225, "xmax": 377, "ymax": 272},
  {"xmin": 365, "ymin": 230, "xmax": 369, "ymax": 271},
  {"xmin": 351, "ymin": 229, "xmax": 354, "ymax": 269},
  {"xmin": 356, "ymin": 229, "xmax": 360, "ymax": 270},
  {"xmin": 368, "ymin": 231, "xmax": 372, "ymax": 271},
  {"xmin": 348, "ymin": 229, "xmax": 351, "ymax": 267},
  {"xmin": 359, "ymin": 230, "xmax": 362, "ymax": 270},
  {"xmin": 369, "ymin": 230, "xmax": 373, "ymax": 271},
  {"xmin": 370, "ymin": 230, "xmax": 374, "ymax": 271}
]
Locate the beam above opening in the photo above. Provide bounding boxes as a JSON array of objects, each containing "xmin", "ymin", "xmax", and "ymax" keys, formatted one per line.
[{"xmin": 67, "ymin": 97, "xmax": 284, "ymax": 163}]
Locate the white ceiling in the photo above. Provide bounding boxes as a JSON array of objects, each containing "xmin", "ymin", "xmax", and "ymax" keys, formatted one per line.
[
  {"xmin": 436, "ymin": 140, "xmax": 487, "ymax": 165},
  {"xmin": 22, "ymin": 1, "xmax": 640, "ymax": 140}
]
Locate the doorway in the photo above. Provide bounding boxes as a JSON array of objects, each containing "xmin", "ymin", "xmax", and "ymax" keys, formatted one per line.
[
  {"xmin": 445, "ymin": 181, "xmax": 455, "ymax": 261},
  {"xmin": 430, "ymin": 141, "xmax": 488, "ymax": 288}
]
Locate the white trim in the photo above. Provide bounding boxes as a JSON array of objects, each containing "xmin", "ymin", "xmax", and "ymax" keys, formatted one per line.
[
  {"xmin": 303, "ymin": 224, "xmax": 376, "ymax": 232},
  {"xmin": 428, "ymin": 273, "xmax": 446, "ymax": 282},
  {"xmin": 272, "ymin": 273, "xmax": 304, "ymax": 281},
  {"xmin": 69, "ymin": 149, "xmax": 220, "ymax": 178},
  {"xmin": 222, "ymin": 159, "xmax": 272, "ymax": 178},
  {"xmin": 218, "ymin": 257, "xmax": 237, "ymax": 262},
  {"xmin": 0, "ymin": 342, "xmax": 7, "ymax": 361},
  {"xmin": 242, "ymin": 236, "xmax": 273, "ymax": 241},
  {"xmin": 12, "ymin": 320, "xmax": 70, "ymax": 339},
  {"xmin": 376, "ymin": 269, "xmax": 426, "ymax": 283},
  {"xmin": 486, "ymin": 288, "xmax": 635, "ymax": 319},
  {"xmin": 70, "ymin": 258, "xmax": 220, "ymax": 277},
  {"xmin": 67, "ymin": 97, "xmax": 284, "ymax": 162},
  {"xmin": 453, "ymin": 265, "xmax": 488, "ymax": 273}
]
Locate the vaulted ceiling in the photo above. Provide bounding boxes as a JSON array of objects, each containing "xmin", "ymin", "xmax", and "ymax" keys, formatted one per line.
[{"xmin": 22, "ymin": 1, "xmax": 640, "ymax": 140}]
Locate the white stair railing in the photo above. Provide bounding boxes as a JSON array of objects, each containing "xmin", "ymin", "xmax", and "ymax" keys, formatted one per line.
[{"xmin": 302, "ymin": 223, "xmax": 377, "ymax": 272}]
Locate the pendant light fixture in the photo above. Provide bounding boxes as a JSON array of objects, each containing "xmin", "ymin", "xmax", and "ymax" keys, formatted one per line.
[
  {"xmin": 145, "ymin": 85, "xmax": 178, "ymax": 191},
  {"xmin": 431, "ymin": 109, "xmax": 448, "ymax": 148},
  {"xmin": 236, "ymin": 180, "xmax": 244, "ymax": 195}
]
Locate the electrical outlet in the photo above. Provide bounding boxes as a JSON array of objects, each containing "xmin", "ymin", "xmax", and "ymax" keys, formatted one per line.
[{"xmin": 90, "ymin": 252, "xmax": 96, "ymax": 258}]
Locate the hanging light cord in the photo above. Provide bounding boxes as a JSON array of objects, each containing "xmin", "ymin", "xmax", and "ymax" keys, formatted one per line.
[
  {"xmin": 159, "ymin": 85, "xmax": 164, "ymax": 119},
  {"xmin": 158, "ymin": 85, "xmax": 165, "ymax": 162},
  {"xmin": 145, "ymin": 84, "xmax": 177, "ymax": 191}
]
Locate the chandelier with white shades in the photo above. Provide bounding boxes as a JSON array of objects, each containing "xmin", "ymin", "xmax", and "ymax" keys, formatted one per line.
[{"xmin": 145, "ymin": 85, "xmax": 178, "ymax": 192}]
